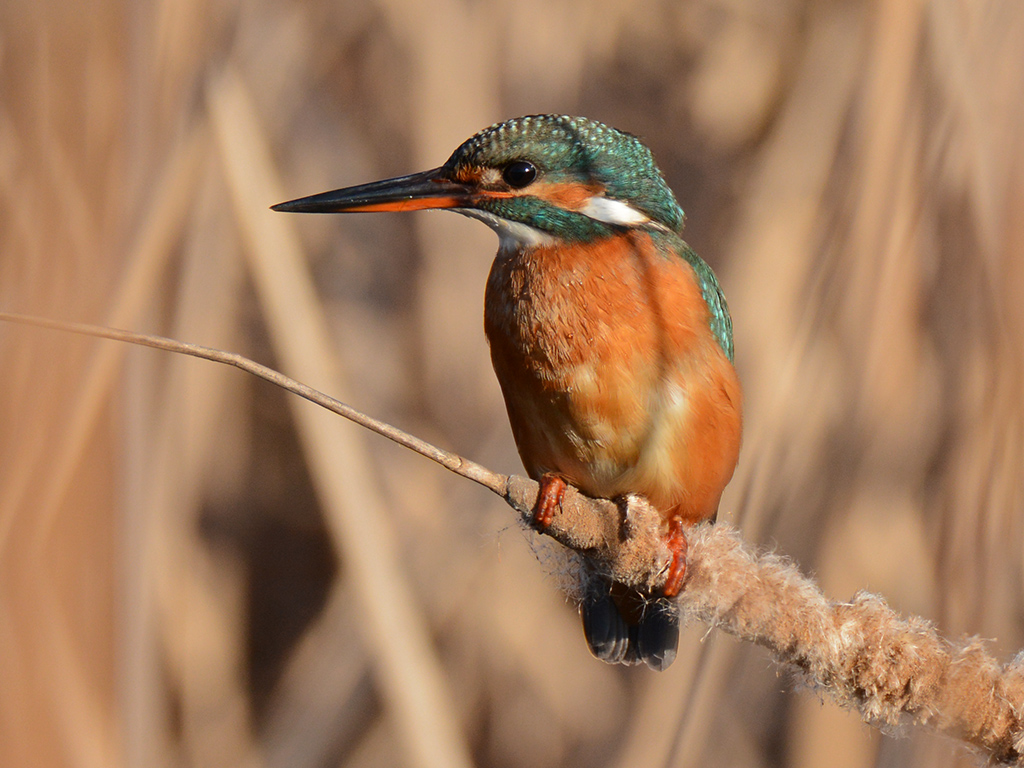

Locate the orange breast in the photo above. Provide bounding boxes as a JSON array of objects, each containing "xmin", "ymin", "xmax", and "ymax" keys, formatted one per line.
[{"xmin": 484, "ymin": 231, "xmax": 742, "ymax": 525}]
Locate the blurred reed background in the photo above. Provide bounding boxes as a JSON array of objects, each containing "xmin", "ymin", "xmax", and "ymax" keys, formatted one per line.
[{"xmin": 1, "ymin": 0, "xmax": 1023, "ymax": 766}]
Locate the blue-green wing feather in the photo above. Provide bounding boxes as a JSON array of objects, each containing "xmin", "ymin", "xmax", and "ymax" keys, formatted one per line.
[
  {"xmin": 677, "ymin": 242, "xmax": 734, "ymax": 362},
  {"xmin": 647, "ymin": 234, "xmax": 737, "ymax": 364}
]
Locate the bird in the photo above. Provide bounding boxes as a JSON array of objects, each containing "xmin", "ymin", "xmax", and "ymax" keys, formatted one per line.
[{"xmin": 273, "ymin": 115, "xmax": 742, "ymax": 670}]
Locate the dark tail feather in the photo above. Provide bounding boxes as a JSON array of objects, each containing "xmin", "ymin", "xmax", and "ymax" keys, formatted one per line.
[
  {"xmin": 581, "ymin": 581, "xmax": 679, "ymax": 671},
  {"xmin": 581, "ymin": 589, "xmax": 638, "ymax": 665},
  {"xmin": 634, "ymin": 598, "xmax": 680, "ymax": 671}
]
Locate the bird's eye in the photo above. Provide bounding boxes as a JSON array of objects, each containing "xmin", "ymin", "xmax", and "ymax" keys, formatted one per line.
[{"xmin": 502, "ymin": 160, "xmax": 537, "ymax": 189}]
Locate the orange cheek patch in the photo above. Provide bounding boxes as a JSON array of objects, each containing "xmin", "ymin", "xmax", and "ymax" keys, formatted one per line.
[{"xmin": 533, "ymin": 181, "xmax": 602, "ymax": 211}]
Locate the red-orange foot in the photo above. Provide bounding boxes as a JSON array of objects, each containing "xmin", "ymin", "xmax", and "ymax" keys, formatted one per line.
[
  {"xmin": 532, "ymin": 473, "xmax": 568, "ymax": 530},
  {"xmin": 661, "ymin": 518, "xmax": 689, "ymax": 598}
]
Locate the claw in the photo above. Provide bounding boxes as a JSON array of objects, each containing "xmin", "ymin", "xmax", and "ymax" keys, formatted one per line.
[
  {"xmin": 532, "ymin": 473, "xmax": 567, "ymax": 529},
  {"xmin": 662, "ymin": 517, "xmax": 689, "ymax": 597}
]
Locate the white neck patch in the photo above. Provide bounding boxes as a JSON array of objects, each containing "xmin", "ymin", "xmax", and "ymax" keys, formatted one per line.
[
  {"xmin": 455, "ymin": 208, "xmax": 555, "ymax": 249},
  {"xmin": 578, "ymin": 195, "xmax": 651, "ymax": 226}
]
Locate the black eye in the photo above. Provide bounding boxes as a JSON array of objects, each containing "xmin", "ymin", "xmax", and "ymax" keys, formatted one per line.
[{"xmin": 502, "ymin": 160, "xmax": 537, "ymax": 188}]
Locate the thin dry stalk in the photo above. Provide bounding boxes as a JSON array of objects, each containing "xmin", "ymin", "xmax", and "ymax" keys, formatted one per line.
[{"xmin": 206, "ymin": 66, "xmax": 474, "ymax": 768}]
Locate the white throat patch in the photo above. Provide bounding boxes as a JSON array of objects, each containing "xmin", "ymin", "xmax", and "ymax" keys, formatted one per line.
[{"xmin": 455, "ymin": 208, "xmax": 555, "ymax": 249}]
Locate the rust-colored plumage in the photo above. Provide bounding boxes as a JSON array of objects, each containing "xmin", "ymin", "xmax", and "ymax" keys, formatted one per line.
[{"xmin": 485, "ymin": 231, "xmax": 741, "ymax": 525}]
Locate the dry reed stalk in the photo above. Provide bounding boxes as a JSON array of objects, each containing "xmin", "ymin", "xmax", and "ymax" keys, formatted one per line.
[
  {"xmin": 378, "ymin": 0, "xmax": 503, "ymax": 437},
  {"xmin": 683, "ymin": 525, "xmax": 1024, "ymax": 765},
  {"xmin": 665, "ymin": 6, "xmax": 869, "ymax": 764},
  {"xmin": 207, "ymin": 66, "xmax": 474, "ymax": 768},
  {"xmin": 129, "ymin": 168, "xmax": 257, "ymax": 768},
  {"xmin": 256, "ymin": 582, "xmax": 369, "ymax": 768},
  {"xmin": 0, "ymin": 128, "xmax": 206, "ymax": 557}
]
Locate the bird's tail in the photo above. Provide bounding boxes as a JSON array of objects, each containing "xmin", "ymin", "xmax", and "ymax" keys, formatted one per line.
[{"xmin": 581, "ymin": 578, "xmax": 679, "ymax": 671}]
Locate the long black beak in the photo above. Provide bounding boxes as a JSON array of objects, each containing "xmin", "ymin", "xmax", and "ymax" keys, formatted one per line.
[{"xmin": 272, "ymin": 167, "xmax": 473, "ymax": 214}]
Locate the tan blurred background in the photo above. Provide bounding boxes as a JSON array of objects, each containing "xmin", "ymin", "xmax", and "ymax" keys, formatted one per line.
[{"xmin": 2, "ymin": 0, "xmax": 1023, "ymax": 766}]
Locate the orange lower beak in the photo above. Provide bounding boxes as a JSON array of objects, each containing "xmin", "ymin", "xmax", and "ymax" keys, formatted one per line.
[{"xmin": 272, "ymin": 167, "xmax": 472, "ymax": 214}]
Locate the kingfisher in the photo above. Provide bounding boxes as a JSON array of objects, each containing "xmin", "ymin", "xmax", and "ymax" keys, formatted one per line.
[{"xmin": 273, "ymin": 115, "xmax": 742, "ymax": 670}]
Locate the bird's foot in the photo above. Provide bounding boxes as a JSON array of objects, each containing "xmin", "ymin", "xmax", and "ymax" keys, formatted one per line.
[
  {"xmin": 532, "ymin": 473, "xmax": 568, "ymax": 529},
  {"xmin": 661, "ymin": 518, "xmax": 689, "ymax": 598}
]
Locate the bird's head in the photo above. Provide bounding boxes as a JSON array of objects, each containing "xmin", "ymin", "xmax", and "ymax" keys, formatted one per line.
[{"xmin": 273, "ymin": 115, "xmax": 685, "ymax": 246}]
